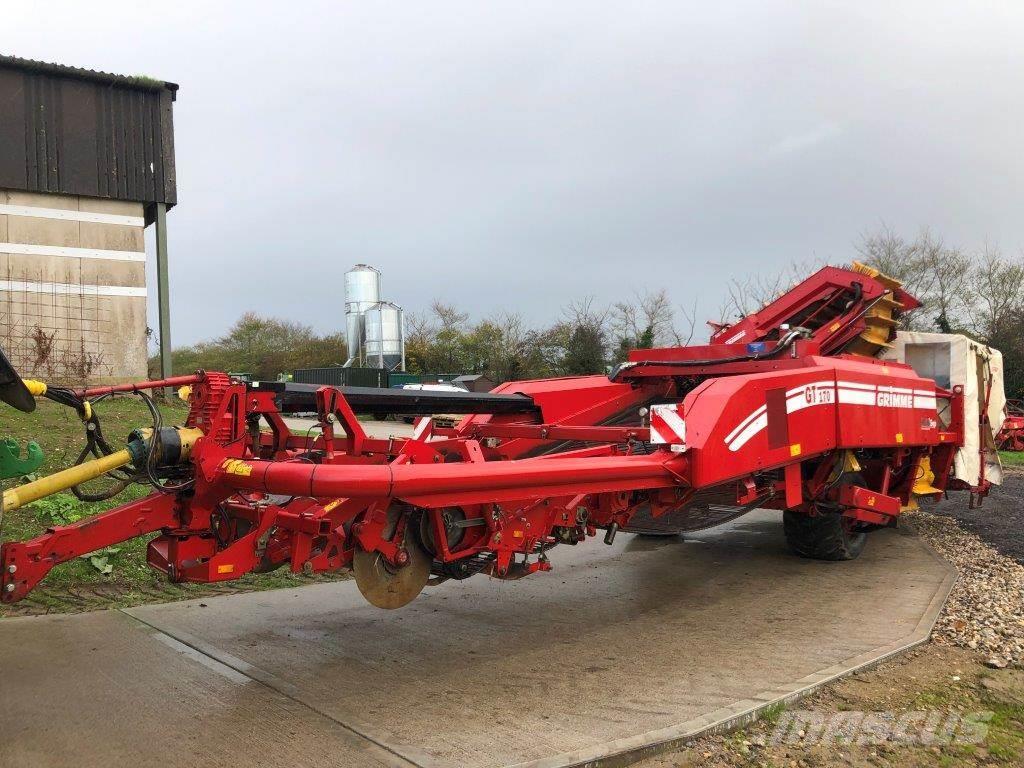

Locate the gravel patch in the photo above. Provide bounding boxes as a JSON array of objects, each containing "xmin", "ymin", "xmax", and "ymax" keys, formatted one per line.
[
  {"xmin": 932, "ymin": 468, "xmax": 1024, "ymax": 563},
  {"xmin": 908, "ymin": 507, "xmax": 1024, "ymax": 666}
]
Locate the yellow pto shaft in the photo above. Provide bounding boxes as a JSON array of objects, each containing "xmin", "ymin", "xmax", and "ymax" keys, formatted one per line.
[
  {"xmin": 2, "ymin": 449, "xmax": 133, "ymax": 513},
  {"xmin": 1, "ymin": 427, "xmax": 203, "ymax": 514}
]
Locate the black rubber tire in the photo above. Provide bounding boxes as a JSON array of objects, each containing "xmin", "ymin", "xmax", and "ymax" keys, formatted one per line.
[{"xmin": 783, "ymin": 510, "xmax": 866, "ymax": 561}]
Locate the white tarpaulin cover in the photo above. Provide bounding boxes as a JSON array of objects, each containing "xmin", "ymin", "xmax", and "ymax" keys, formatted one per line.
[{"xmin": 882, "ymin": 331, "xmax": 1005, "ymax": 487}]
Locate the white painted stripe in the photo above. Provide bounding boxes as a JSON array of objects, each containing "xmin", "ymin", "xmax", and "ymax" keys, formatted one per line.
[
  {"xmin": 413, "ymin": 416, "xmax": 432, "ymax": 440},
  {"xmin": 785, "ymin": 391, "xmax": 828, "ymax": 415},
  {"xmin": 838, "ymin": 389, "xmax": 876, "ymax": 405},
  {"xmin": 727, "ymin": 413, "xmax": 768, "ymax": 451},
  {"xmin": 786, "ymin": 380, "xmax": 836, "ymax": 398},
  {"xmin": 0, "ymin": 280, "xmax": 146, "ymax": 297},
  {"xmin": 0, "ymin": 242, "xmax": 145, "ymax": 262},
  {"xmin": 876, "ymin": 385, "xmax": 914, "ymax": 395},
  {"xmin": 0, "ymin": 204, "xmax": 144, "ymax": 227},
  {"xmin": 837, "ymin": 380, "xmax": 877, "ymax": 391},
  {"xmin": 725, "ymin": 404, "xmax": 766, "ymax": 444},
  {"xmin": 653, "ymin": 405, "xmax": 687, "ymax": 443},
  {"xmin": 913, "ymin": 396, "xmax": 938, "ymax": 409},
  {"xmin": 728, "ymin": 381, "xmax": 834, "ymax": 444}
]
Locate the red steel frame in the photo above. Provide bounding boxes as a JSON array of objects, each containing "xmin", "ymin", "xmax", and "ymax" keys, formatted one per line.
[
  {"xmin": 0, "ymin": 266, "xmax": 982, "ymax": 605},
  {"xmin": 997, "ymin": 400, "xmax": 1024, "ymax": 452}
]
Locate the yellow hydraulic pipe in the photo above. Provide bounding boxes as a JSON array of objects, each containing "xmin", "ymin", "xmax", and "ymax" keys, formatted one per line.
[{"xmin": 2, "ymin": 449, "xmax": 133, "ymax": 513}]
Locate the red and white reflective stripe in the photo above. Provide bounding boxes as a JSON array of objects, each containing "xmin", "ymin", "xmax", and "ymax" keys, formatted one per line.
[
  {"xmin": 412, "ymin": 416, "xmax": 433, "ymax": 441},
  {"xmin": 650, "ymin": 403, "xmax": 686, "ymax": 447},
  {"xmin": 725, "ymin": 380, "xmax": 939, "ymax": 452},
  {"xmin": 836, "ymin": 381, "xmax": 938, "ymax": 410}
]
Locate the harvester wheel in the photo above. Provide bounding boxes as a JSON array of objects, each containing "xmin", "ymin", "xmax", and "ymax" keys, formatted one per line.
[{"xmin": 783, "ymin": 508, "xmax": 866, "ymax": 561}]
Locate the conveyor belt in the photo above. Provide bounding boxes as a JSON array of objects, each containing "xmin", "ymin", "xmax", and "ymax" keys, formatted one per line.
[{"xmin": 250, "ymin": 381, "xmax": 540, "ymax": 417}]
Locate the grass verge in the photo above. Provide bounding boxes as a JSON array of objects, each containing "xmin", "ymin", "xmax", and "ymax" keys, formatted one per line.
[{"xmin": 1000, "ymin": 450, "xmax": 1024, "ymax": 467}]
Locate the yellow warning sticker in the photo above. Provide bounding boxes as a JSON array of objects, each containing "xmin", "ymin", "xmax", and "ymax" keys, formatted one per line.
[
  {"xmin": 323, "ymin": 498, "xmax": 343, "ymax": 512},
  {"xmin": 217, "ymin": 564, "xmax": 235, "ymax": 574},
  {"xmin": 895, "ymin": 433, "xmax": 904, "ymax": 444},
  {"xmin": 221, "ymin": 459, "xmax": 253, "ymax": 477},
  {"xmin": 789, "ymin": 443, "xmax": 802, "ymax": 457}
]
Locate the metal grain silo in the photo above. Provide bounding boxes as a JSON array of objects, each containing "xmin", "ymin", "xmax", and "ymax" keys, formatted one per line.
[
  {"xmin": 364, "ymin": 301, "xmax": 405, "ymax": 371},
  {"xmin": 343, "ymin": 264, "xmax": 381, "ymax": 366}
]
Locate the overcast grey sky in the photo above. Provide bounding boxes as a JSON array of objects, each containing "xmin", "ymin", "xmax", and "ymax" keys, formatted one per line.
[{"xmin": 6, "ymin": 2, "xmax": 1024, "ymax": 346}]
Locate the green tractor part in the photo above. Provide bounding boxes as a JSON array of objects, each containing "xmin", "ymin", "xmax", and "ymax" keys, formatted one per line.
[{"xmin": 0, "ymin": 438, "xmax": 44, "ymax": 481}]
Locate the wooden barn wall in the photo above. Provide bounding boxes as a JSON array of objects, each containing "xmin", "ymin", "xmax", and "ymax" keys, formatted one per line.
[{"xmin": 0, "ymin": 67, "xmax": 176, "ymax": 207}]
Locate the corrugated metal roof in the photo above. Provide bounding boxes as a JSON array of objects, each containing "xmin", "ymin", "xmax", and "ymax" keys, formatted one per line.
[{"xmin": 0, "ymin": 54, "xmax": 178, "ymax": 100}]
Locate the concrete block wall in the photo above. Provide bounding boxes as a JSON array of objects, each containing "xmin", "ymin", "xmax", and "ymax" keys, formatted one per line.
[{"xmin": 0, "ymin": 188, "xmax": 148, "ymax": 384}]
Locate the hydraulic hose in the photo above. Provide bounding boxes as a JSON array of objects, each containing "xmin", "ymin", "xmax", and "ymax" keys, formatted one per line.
[{"xmin": 609, "ymin": 327, "xmax": 809, "ymax": 381}]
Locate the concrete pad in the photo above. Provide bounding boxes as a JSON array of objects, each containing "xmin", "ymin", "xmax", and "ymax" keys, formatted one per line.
[
  {"xmin": 0, "ymin": 610, "xmax": 413, "ymax": 768},
  {"xmin": 112, "ymin": 512, "xmax": 952, "ymax": 768}
]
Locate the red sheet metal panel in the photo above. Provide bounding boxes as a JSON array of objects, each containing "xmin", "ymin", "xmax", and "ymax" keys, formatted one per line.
[{"xmin": 682, "ymin": 367, "xmax": 840, "ymax": 488}]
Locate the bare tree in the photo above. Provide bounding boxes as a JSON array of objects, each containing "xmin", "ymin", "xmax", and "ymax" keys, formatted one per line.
[
  {"xmin": 970, "ymin": 245, "xmax": 1024, "ymax": 340},
  {"xmin": 404, "ymin": 309, "xmax": 437, "ymax": 344},
  {"xmin": 562, "ymin": 296, "xmax": 608, "ymax": 327},
  {"xmin": 856, "ymin": 225, "xmax": 944, "ymax": 330},
  {"xmin": 430, "ymin": 301, "xmax": 469, "ymax": 333},
  {"xmin": 672, "ymin": 298, "xmax": 698, "ymax": 346},
  {"xmin": 917, "ymin": 231, "xmax": 972, "ymax": 332},
  {"xmin": 558, "ymin": 297, "xmax": 609, "ymax": 374},
  {"xmin": 857, "ymin": 226, "xmax": 992, "ymax": 332},
  {"xmin": 717, "ymin": 258, "xmax": 825, "ymax": 324},
  {"xmin": 610, "ymin": 289, "xmax": 697, "ymax": 351}
]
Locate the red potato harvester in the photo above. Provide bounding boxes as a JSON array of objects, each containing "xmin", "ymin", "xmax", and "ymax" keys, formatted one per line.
[
  {"xmin": 997, "ymin": 400, "xmax": 1024, "ymax": 452},
  {"xmin": 0, "ymin": 263, "xmax": 1005, "ymax": 608}
]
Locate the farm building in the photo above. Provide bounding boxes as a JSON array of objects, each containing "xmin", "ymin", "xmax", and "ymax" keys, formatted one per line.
[{"xmin": 0, "ymin": 56, "xmax": 177, "ymax": 384}]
